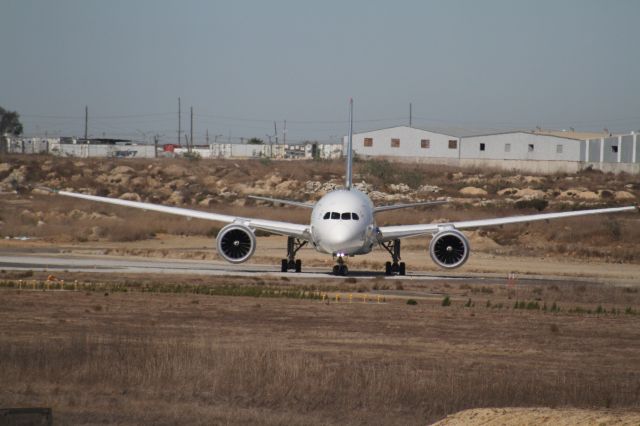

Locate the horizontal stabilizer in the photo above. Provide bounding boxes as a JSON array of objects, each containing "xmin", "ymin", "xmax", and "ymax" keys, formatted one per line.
[
  {"xmin": 248, "ymin": 195, "xmax": 314, "ymax": 208},
  {"xmin": 374, "ymin": 199, "xmax": 449, "ymax": 213}
]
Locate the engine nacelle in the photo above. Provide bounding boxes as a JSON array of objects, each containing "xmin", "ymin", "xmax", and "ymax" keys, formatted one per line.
[
  {"xmin": 216, "ymin": 224, "xmax": 256, "ymax": 264},
  {"xmin": 429, "ymin": 229, "xmax": 470, "ymax": 269}
]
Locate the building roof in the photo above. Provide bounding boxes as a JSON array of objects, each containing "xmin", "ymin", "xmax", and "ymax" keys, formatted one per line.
[
  {"xmin": 533, "ymin": 130, "xmax": 610, "ymax": 140},
  {"xmin": 350, "ymin": 125, "xmax": 459, "ymax": 138}
]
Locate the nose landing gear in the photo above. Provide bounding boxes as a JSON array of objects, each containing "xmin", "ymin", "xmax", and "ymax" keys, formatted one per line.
[
  {"xmin": 281, "ymin": 237, "xmax": 307, "ymax": 273},
  {"xmin": 381, "ymin": 239, "xmax": 406, "ymax": 276},
  {"xmin": 332, "ymin": 256, "xmax": 349, "ymax": 276}
]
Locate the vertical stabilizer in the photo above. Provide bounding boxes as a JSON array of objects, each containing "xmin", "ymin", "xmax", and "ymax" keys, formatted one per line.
[{"xmin": 346, "ymin": 98, "xmax": 354, "ymax": 190}]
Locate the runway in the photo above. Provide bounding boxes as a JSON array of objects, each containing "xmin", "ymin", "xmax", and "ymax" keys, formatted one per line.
[
  {"xmin": 0, "ymin": 251, "xmax": 469, "ymax": 280},
  {"xmin": 0, "ymin": 248, "xmax": 595, "ymax": 285}
]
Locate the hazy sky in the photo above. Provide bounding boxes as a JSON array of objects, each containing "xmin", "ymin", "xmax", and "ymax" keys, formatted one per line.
[{"xmin": 2, "ymin": 0, "xmax": 639, "ymax": 142}]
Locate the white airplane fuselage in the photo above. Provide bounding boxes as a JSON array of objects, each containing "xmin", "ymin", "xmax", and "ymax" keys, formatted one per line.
[{"xmin": 310, "ymin": 188, "xmax": 378, "ymax": 256}]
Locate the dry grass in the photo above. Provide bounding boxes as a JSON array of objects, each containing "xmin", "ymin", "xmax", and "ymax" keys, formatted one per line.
[{"xmin": 0, "ymin": 274, "xmax": 639, "ymax": 425}]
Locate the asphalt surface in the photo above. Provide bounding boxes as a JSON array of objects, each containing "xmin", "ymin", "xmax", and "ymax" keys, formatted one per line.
[
  {"xmin": 0, "ymin": 248, "xmax": 597, "ymax": 285},
  {"xmin": 0, "ymin": 249, "xmax": 492, "ymax": 281}
]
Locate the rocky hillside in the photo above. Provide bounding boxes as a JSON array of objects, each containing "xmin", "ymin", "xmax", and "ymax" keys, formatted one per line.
[
  {"xmin": 0, "ymin": 155, "xmax": 638, "ymax": 261},
  {"xmin": 1, "ymin": 156, "xmax": 637, "ymax": 207}
]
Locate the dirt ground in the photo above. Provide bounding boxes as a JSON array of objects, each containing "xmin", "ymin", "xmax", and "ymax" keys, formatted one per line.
[
  {"xmin": 0, "ymin": 271, "xmax": 639, "ymax": 425},
  {"xmin": 434, "ymin": 407, "xmax": 640, "ymax": 425}
]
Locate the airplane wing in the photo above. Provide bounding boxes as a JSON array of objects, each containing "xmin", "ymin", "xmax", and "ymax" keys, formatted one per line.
[
  {"xmin": 377, "ymin": 205, "xmax": 638, "ymax": 241},
  {"xmin": 247, "ymin": 195, "xmax": 314, "ymax": 208},
  {"xmin": 52, "ymin": 190, "xmax": 310, "ymax": 239},
  {"xmin": 374, "ymin": 200, "xmax": 448, "ymax": 213}
]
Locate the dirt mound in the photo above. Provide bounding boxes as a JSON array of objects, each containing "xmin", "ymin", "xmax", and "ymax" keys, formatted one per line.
[{"xmin": 433, "ymin": 407, "xmax": 640, "ymax": 425}]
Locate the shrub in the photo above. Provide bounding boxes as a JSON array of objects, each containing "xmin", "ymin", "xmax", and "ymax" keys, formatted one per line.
[
  {"xmin": 514, "ymin": 198, "xmax": 548, "ymax": 211},
  {"xmin": 442, "ymin": 296, "xmax": 451, "ymax": 307},
  {"xmin": 406, "ymin": 299, "xmax": 418, "ymax": 305}
]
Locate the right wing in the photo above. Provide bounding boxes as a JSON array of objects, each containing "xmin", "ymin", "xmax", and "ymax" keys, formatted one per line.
[
  {"xmin": 378, "ymin": 205, "xmax": 638, "ymax": 241},
  {"xmin": 53, "ymin": 189, "xmax": 310, "ymax": 240}
]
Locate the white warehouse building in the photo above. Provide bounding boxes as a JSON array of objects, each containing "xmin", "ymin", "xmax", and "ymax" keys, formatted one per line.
[
  {"xmin": 346, "ymin": 126, "xmax": 461, "ymax": 160},
  {"xmin": 345, "ymin": 126, "xmax": 640, "ymax": 174}
]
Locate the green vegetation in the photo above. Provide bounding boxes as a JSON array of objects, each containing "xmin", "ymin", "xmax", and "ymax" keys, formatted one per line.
[
  {"xmin": 0, "ymin": 106, "xmax": 23, "ymax": 136},
  {"xmin": 441, "ymin": 296, "xmax": 451, "ymax": 306}
]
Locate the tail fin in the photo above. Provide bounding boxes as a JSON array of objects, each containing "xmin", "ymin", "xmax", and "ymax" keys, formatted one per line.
[{"xmin": 345, "ymin": 98, "xmax": 354, "ymax": 190}]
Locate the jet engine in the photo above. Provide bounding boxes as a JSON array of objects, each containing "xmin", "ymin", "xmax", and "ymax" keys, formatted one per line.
[
  {"xmin": 429, "ymin": 229, "xmax": 470, "ymax": 269},
  {"xmin": 216, "ymin": 224, "xmax": 256, "ymax": 263}
]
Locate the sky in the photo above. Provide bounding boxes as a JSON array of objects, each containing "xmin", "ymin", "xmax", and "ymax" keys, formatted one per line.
[{"xmin": 1, "ymin": 0, "xmax": 639, "ymax": 143}]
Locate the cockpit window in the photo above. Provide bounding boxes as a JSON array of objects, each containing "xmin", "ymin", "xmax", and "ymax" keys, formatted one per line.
[
  {"xmin": 352, "ymin": 213, "xmax": 360, "ymax": 220},
  {"xmin": 323, "ymin": 212, "xmax": 330, "ymax": 219},
  {"xmin": 331, "ymin": 212, "xmax": 340, "ymax": 219},
  {"xmin": 341, "ymin": 212, "xmax": 351, "ymax": 220}
]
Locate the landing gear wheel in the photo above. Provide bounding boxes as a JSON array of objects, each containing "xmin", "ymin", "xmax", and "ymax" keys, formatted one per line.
[
  {"xmin": 385, "ymin": 261, "xmax": 392, "ymax": 276},
  {"xmin": 283, "ymin": 237, "xmax": 308, "ymax": 274},
  {"xmin": 338, "ymin": 265, "xmax": 348, "ymax": 276},
  {"xmin": 381, "ymin": 239, "xmax": 403, "ymax": 276},
  {"xmin": 332, "ymin": 265, "xmax": 339, "ymax": 275},
  {"xmin": 399, "ymin": 262, "xmax": 406, "ymax": 276}
]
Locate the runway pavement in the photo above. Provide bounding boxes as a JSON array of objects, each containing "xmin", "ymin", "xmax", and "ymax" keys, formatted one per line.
[
  {"xmin": 0, "ymin": 248, "xmax": 597, "ymax": 286},
  {"xmin": 0, "ymin": 249, "xmax": 480, "ymax": 281}
]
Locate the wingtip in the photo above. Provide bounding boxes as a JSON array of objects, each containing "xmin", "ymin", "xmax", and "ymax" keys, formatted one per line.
[{"xmin": 35, "ymin": 186, "xmax": 58, "ymax": 194}]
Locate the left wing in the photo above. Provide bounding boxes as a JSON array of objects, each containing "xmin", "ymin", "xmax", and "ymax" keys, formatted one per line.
[
  {"xmin": 247, "ymin": 195, "xmax": 314, "ymax": 209},
  {"xmin": 374, "ymin": 200, "xmax": 448, "ymax": 213},
  {"xmin": 378, "ymin": 205, "xmax": 638, "ymax": 241},
  {"xmin": 53, "ymin": 190, "xmax": 310, "ymax": 239}
]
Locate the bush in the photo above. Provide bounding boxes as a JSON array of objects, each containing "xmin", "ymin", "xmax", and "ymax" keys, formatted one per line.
[
  {"xmin": 442, "ymin": 296, "xmax": 451, "ymax": 307},
  {"xmin": 514, "ymin": 198, "xmax": 548, "ymax": 211},
  {"xmin": 406, "ymin": 299, "xmax": 418, "ymax": 305}
]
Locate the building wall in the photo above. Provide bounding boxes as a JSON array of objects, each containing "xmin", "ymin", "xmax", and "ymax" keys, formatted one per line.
[
  {"xmin": 620, "ymin": 135, "xmax": 634, "ymax": 163},
  {"xmin": 587, "ymin": 139, "xmax": 601, "ymax": 162},
  {"xmin": 602, "ymin": 137, "xmax": 619, "ymax": 163},
  {"xmin": 460, "ymin": 132, "xmax": 583, "ymax": 161},
  {"xmin": 49, "ymin": 143, "xmax": 156, "ymax": 158},
  {"xmin": 345, "ymin": 126, "xmax": 460, "ymax": 159}
]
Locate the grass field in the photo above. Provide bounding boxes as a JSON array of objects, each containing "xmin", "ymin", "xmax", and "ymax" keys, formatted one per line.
[{"xmin": 1, "ymin": 273, "xmax": 639, "ymax": 425}]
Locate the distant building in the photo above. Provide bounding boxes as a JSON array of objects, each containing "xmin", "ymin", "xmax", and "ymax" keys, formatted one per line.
[
  {"xmin": 343, "ymin": 126, "xmax": 640, "ymax": 174},
  {"xmin": 344, "ymin": 126, "xmax": 461, "ymax": 161},
  {"xmin": 172, "ymin": 142, "xmax": 342, "ymax": 160}
]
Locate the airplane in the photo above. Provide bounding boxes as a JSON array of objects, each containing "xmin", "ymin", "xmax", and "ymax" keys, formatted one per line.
[{"xmin": 48, "ymin": 100, "xmax": 638, "ymax": 276}]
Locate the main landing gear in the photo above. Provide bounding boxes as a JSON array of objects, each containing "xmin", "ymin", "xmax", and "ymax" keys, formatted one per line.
[
  {"xmin": 332, "ymin": 256, "xmax": 349, "ymax": 276},
  {"xmin": 281, "ymin": 237, "xmax": 307, "ymax": 273},
  {"xmin": 381, "ymin": 239, "xmax": 406, "ymax": 276}
]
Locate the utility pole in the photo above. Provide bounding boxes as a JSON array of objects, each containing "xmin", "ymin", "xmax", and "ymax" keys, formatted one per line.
[
  {"xmin": 206, "ymin": 129, "xmax": 209, "ymax": 144},
  {"xmin": 177, "ymin": 97, "xmax": 181, "ymax": 145},
  {"xmin": 154, "ymin": 134, "xmax": 159, "ymax": 158},
  {"xmin": 409, "ymin": 102, "xmax": 412, "ymax": 127},
  {"xmin": 283, "ymin": 120, "xmax": 287, "ymax": 145},
  {"xmin": 189, "ymin": 106, "xmax": 194, "ymax": 153},
  {"xmin": 274, "ymin": 121, "xmax": 278, "ymax": 144},
  {"xmin": 84, "ymin": 105, "xmax": 88, "ymax": 140}
]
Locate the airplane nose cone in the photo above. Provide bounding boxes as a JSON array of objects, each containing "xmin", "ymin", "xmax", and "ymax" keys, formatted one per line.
[{"xmin": 320, "ymin": 226, "xmax": 362, "ymax": 252}]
